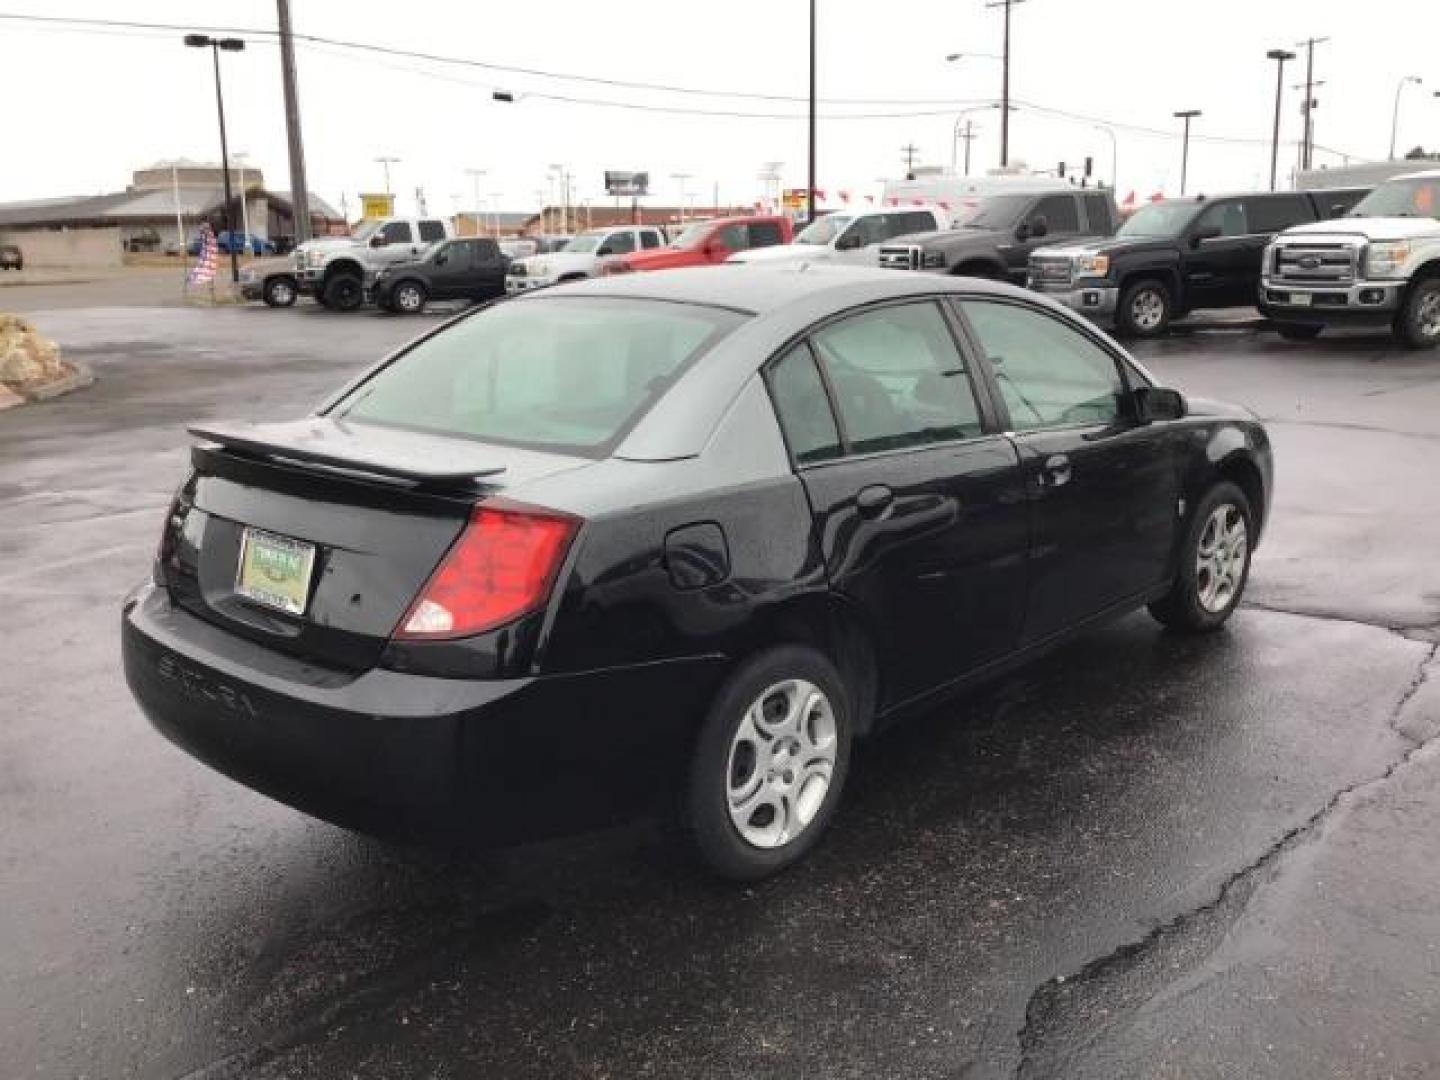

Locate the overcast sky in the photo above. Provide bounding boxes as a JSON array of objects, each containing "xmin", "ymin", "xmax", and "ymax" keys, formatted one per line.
[{"xmin": 1, "ymin": 0, "xmax": 1436, "ymax": 218}]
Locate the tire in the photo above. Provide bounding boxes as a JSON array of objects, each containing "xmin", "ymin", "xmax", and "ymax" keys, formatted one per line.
[
  {"xmin": 1149, "ymin": 481, "xmax": 1254, "ymax": 633},
  {"xmin": 262, "ymin": 276, "xmax": 298, "ymax": 308},
  {"xmin": 322, "ymin": 273, "xmax": 364, "ymax": 311},
  {"xmin": 1276, "ymin": 323, "xmax": 1322, "ymax": 342},
  {"xmin": 685, "ymin": 645, "xmax": 853, "ymax": 880},
  {"xmin": 1116, "ymin": 278, "xmax": 1173, "ymax": 338},
  {"xmin": 1394, "ymin": 278, "xmax": 1440, "ymax": 350},
  {"xmin": 391, "ymin": 280, "xmax": 427, "ymax": 314}
]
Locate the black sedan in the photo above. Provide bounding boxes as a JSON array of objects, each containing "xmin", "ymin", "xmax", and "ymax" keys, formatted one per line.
[
  {"xmin": 122, "ymin": 267, "xmax": 1271, "ymax": 879},
  {"xmin": 369, "ymin": 236, "xmax": 510, "ymax": 314}
]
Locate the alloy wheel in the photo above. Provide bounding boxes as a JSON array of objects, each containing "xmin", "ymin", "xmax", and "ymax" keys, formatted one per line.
[
  {"xmin": 397, "ymin": 285, "xmax": 423, "ymax": 312},
  {"xmin": 1416, "ymin": 289, "xmax": 1440, "ymax": 341},
  {"xmin": 726, "ymin": 679, "xmax": 837, "ymax": 849},
  {"xmin": 1131, "ymin": 289, "xmax": 1166, "ymax": 332},
  {"xmin": 1195, "ymin": 503, "xmax": 1248, "ymax": 614}
]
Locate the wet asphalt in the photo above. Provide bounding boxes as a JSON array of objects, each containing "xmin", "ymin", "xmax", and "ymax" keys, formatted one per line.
[{"xmin": 1, "ymin": 289, "xmax": 1438, "ymax": 1079}]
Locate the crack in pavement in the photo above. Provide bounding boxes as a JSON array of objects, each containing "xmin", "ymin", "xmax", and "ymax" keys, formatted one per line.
[
  {"xmin": 1241, "ymin": 599, "xmax": 1440, "ymax": 644},
  {"xmin": 1008, "ymin": 640, "xmax": 1440, "ymax": 1080}
]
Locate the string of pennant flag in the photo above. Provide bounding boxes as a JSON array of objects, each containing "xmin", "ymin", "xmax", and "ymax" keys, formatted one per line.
[{"xmin": 751, "ymin": 189, "xmax": 1169, "ymax": 212}]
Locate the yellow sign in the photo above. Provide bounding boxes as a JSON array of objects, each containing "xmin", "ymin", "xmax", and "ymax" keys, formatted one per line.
[
  {"xmin": 359, "ymin": 193, "xmax": 395, "ymax": 220},
  {"xmin": 782, "ymin": 188, "xmax": 808, "ymax": 211}
]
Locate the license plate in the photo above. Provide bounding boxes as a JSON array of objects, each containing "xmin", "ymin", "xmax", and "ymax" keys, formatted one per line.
[
  {"xmin": 1291, "ymin": 292, "xmax": 1313, "ymax": 307},
  {"xmin": 235, "ymin": 528, "xmax": 316, "ymax": 615}
]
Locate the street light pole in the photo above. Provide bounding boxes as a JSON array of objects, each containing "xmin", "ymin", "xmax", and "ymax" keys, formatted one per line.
[
  {"xmin": 184, "ymin": 33, "xmax": 245, "ymax": 284},
  {"xmin": 465, "ymin": 168, "xmax": 486, "ymax": 236},
  {"xmin": 984, "ymin": 0, "xmax": 1027, "ymax": 168},
  {"xmin": 233, "ymin": 151, "xmax": 252, "ymax": 250},
  {"xmin": 374, "ymin": 156, "xmax": 399, "ymax": 197},
  {"xmin": 1173, "ymin": 109, "xmax": 1201, "ymax": 195},
  {"xmin": 1390, "ymin": 76, "xmax": 1423, "ymax": 160},
  {"xmin": 1092, "ymin": 124, "xmax": 1118, "ymax": 190},
  {"xmin": 807, "ymin": 0, "xmax": 817, "ymax": 226},
  {"xmin": 1266, "ymin": 50, "xmax": 1295, "ymax": 191}
]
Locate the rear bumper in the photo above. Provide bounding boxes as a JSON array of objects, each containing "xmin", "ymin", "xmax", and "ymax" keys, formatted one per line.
[
  {"xmin": 1030, "ymin": 282, "xmax": 1118, "ymax": 319},
  {"xmin": 122, "ymin": 583, "xmax": 726, "ymax": 842}
]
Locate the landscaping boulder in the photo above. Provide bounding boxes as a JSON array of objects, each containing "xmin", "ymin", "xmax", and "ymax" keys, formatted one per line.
[{"xmin": 0, "ymin": 314, "xmax": 68, "ymax": 390}]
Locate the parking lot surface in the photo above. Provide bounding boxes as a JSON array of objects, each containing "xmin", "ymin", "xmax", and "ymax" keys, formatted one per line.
[{"xmin": 2, "ymin": 290, "xmax": 1438, "ymax": 1078}]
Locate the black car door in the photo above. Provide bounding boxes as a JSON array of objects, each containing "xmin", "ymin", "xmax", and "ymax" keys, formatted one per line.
[
  {"xmin": 468, "ymin": 239, "xmax": 507, "ymax": 298},
  {"xmin": 1183, "ymin": 199, "xmax": 1257, "ymax": 307},
  {"xmin": 767, "ymin": 301, "xmax": 1029, "ymax": 710},
  {"xmin": 427, "ymin": 241, "xmax": 469, "ymax": 299},
  {"xmin": 956, "ymin": 297, "xmax": 1182, "ymax": 645}
]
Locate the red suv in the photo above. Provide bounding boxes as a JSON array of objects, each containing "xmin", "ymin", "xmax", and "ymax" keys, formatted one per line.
[{"xmin": 602, "ymin": 215, "xmax": 792, "ymax": 274}]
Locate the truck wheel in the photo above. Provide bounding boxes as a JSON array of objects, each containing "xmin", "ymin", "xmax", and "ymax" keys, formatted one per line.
[
  {"xmin": 322, "ymin": 274, "xmax": 364, "ymax": 312},
  {"xmin": 1276, "ymin": 323, "xmax": 1322, "ymax": 342},
  {"xmin": 392, "ymin": 280, "xmax": 427, "ymax": 314},
  {"xmin": 1117, "ymin": 279, "xmax": 1173, "ymax": 338},
  {"xmin": 262, "ymin": 276, "xmax": 298, "ymax": 308},
  {"xmin": 1395, "ymin": 279, "xmax": 1440, "ymax": 350}
]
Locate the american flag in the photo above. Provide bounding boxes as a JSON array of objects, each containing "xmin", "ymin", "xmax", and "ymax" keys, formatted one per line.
[{"xmin": 187, "ymin": 223, "xmax": 218, "ymax": 286}]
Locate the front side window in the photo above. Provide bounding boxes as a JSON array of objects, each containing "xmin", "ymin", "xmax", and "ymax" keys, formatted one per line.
[
  {"xmin": 795, "ymin": 214, "xmax": 852, "ymax": 245},
  {"xmin": 716, "ymin": 224, "xmax": 748, "ymax": 251},
  {"xmin": 961, "ymin": 300, "xmax": 1127, "ymax": 430},
  {"xmin": 418, "ymin": 220, "xmax": 446, "ymax": 243},
  {"xmin": 379, "ymin": 221, "xmax": 412, "ymax": 245},
  {"xmin": 1117, "ymin": 202, "xmax": 1199, "ymax": 238},
  {"xmin": 1035, "ymin": 195, "xmax": 1080, "ymax": 233},
  {"xmin": 810, "ymin": 302, "xmax": 984, "ymax": 454},
  {"xmin": 1193, "ymin": 200, "xmax": 1249, "ymax": 238},
  {"xmin": 603, "ymin": 232, "xmax": 637, "ymax": 255},
  {"xmin": 328, "ymin": 298, "xmax": 745, "ymax": 456},
  {"xmin": 768, "ymin": 344, "xmax": 842, "ymax": 465}
]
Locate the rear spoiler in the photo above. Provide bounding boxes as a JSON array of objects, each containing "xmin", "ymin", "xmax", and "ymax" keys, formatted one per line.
[{"xmin": 188, "ymin": 419, "xmax": 507, "ymax": 486}]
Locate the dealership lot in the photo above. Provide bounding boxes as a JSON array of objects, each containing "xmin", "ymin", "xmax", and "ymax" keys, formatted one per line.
[{"xmin": 1, "ymin": 290, "xmax": 1438, "ymax": 1078}]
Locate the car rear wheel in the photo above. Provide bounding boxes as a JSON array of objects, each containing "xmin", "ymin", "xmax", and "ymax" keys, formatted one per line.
[
  {"xmin": 685, "ymin": 645, "xmax": 852, "ymax": 880},
  {"xmin": 1395, "ymin": 279, "xmax": 1440, "ymax": 350},
  {"xmin": 1149, "ymin": 481, "xmax": 1253, "ymax": 633},
  {"xmin": 1117, "ymin": 279, "xmax": 1173, "ymax": 338},
  {"xmin": 262, "ymin": 276, "xmax": 298, "ymax": 308},
  {"xmin": 393, "ymin": 281, "xmax": 427, "ymax": 314},
  {"xmin": 322, "ymin": 274, "xmax": 363, "ymax": 311},
  {"xmin": 1276, "ymin": 323, "xmax": 1322, "ymax": 341}
]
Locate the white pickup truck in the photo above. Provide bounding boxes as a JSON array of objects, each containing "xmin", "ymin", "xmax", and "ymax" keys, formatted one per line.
[
  {"xmin": 1261, "ymin": 169, "xmax": 1440, "ymax": 348},
  {"xmin": 727, "ymin": 206, "xmax": 946, "ymax": 267},
  {"xmin": 294, "ymin": 216, "xmax": 452, "ymax": 310},
  {"xmin": 506, "ymin": 226, "xmax": 665, "ymax": 292}
]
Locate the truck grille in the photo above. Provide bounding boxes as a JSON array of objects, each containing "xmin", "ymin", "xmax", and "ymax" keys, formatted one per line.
[
  {"xmin": 1029, "ymin": 255, "xmax": 1074, "ymax": 287},
  {"xmin": 1271, "ymin": 241, "xmax": 1358, "ymax": 284},
  {"xmin": 878, "ymin": 245, "xmax": 923, "ymax": 271}
]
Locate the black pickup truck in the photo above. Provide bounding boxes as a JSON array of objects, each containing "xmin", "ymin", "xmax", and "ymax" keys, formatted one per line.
[
  {"xmin": 366, "ymin": 237, "xmax": 510, "ymax": 314},
  {"xmin": 1028, "ymin": 187, "xmax": 1368, "ymax": 337},
  {"xmin": 878, "ymin": 188, "xmax": 1120, "ymax": 283}
]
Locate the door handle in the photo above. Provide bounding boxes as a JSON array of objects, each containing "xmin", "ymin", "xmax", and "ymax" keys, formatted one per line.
[
  {"xmin": 855, "ymin": 484, "xmax": 894, "ymax": 518},
  {"xmin": 1042, "ymin": 454, "xmax": 1072, "ymax": 487}
]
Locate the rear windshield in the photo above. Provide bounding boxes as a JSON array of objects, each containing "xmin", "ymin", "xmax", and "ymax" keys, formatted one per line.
[{"xmin": 328, "ymin": 297, "xmax": 746, "ymax": 456}]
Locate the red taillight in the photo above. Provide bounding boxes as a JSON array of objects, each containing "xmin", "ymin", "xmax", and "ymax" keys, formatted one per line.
[{"xmin": 396, "ymin": 505, "xmax": 577, "ymax": 640}]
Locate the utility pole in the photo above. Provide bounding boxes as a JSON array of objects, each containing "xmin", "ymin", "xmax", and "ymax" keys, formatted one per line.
[
  {"xmin": 900, "ymin": 143, "xmax": 921, "ymax": 175},
  {"xmin": 1295, "ymin": 37, "xmax": 1328, "ymax": 170},
  {"xmin": 807, "ymin": 0, "xmax": 817, "ymax": 226},
  {"xmin": 1173, "ymin": 109, "xmax": 1201, "ymax": 195},
  {"xmin": 1266, "ymin": 49, "xmax": 1295, "ymax": 191},
  {"xmin": 985, "ymin": 0, "xmax": 1027, "ymax": 168},
  {"xmin": 959, "ymin": 121, "xmax": 978, "ymax": 176},
  {"xmin": 276, "ymin": 0, "xmax": 311, "ymax": 242}
]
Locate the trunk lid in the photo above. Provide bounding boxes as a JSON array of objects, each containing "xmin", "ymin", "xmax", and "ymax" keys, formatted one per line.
[{"xmin": 163, "ymin": 418, "xmax": 593, "ymax": 671}]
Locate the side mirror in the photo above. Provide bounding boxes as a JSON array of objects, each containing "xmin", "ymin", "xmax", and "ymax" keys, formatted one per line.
[
  {"xmin": 835, "ymin": 232, "xmax": 862, "ymax": 251},
  {"xmin": 1014, "ymin": 221, "xmax": 1030, "ymax": 242},
  {"xmin": 703, "ymin": 239, "xmax": 727, "ymax": 259},
  {"xmin": 1329, "ymin": 203, "xmax": 1347, "ymax": 218},
  {"xmin": 433, "ymin": 252, "xmax": 448, "ymax": 265},
  {"xmin": 1190, "ymin": 225, "xmax": 1221, "ymax": 248},
  {"xmin": 369, "ymin": 234, "xmax": 386, "ymax": 248},
  {"xmin": 1135, "ymin": 386, "xmax": 1187, "ymax": 422},
  {"xmin": 596, "ymin": 244, "xmax": 615, "ymax": 256},
  {"xmin": 1029, "ymin": 215, "xmax": 1049, "ymax": 238}
]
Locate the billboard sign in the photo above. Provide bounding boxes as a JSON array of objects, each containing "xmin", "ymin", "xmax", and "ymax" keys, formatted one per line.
[{"xmin": 605, "ymin": 171, "xmax": 650, "ymax": 197}]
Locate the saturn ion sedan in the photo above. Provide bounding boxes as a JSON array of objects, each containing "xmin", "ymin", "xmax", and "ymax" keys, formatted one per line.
[{"xmin": 122, "ymin": 266, "xmax": 1271, "ymax": 880}]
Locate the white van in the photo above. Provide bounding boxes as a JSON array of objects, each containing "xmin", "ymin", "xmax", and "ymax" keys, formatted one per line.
[{"xmin": 728, "ymin": 206, "xmax": 945, "ymax": 267}]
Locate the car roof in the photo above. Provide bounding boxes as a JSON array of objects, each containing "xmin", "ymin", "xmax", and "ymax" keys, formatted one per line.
[{"xmin": 522, "ymin": 263, "xmax": 1019, "ymax": 316}]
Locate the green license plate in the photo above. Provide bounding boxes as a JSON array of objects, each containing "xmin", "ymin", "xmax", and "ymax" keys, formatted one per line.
[{"xmin": 235, "ymin": 527, "xmax": 316, "ymax": 616}]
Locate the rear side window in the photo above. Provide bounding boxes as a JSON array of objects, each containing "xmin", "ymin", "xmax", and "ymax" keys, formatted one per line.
[
  {"xmin": 1245, "ymin": 195, "xmax": 1313, "ymax": 234},
  {"xmin": 768, "ymin": 345, "xmax": 842, "ymax": 465},
  {"xmin": 379, "ymin": 221, "xmax": 412, "ymax": 245},
  {"xmin": 330, "ymin": 298, "xmax": 745, "ymax": 456},
  {"xmin": 1035, "ymin": 195, "xmax": 1080, "ymax": 233},
  {"xmin": 418, "ymin": 220, "xmax": 446, "ymax": 243},
  {"xmin": 1083, "ymin": 194, "xmax": 1114, "ymax": 233},
  {"xmin": 749, "ymin": 221, "xmax": 784, "ymax": 248},
  {"xmin": 474, "ymin": 238, "xmax": 500, "ymax": 259},
  {"xmin": 810, "ymin": 302, "xmax": 984, "ymax": 454}
]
